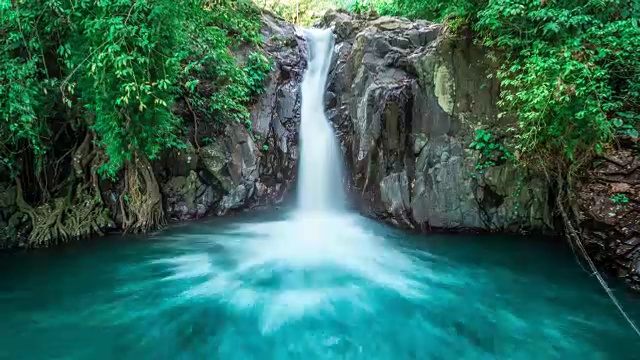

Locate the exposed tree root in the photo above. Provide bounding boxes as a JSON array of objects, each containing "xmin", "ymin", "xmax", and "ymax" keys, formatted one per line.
[
  {"xmin": 602, "ymin": 156, "xmax": 628, "ymax": 168},
  {"xmin": 13, "ymin": 134, "xmax": 114, "ymax": 248},
  {"xmin": 15, "ymin": 178, "xmax": 113, "ymax": 247},
  {"xmin": 63, "ymin": 184, "xmax": 113, "ymax": 238},
  {"xmin": 13, "ymin": 131, "xmax": 164, "ymax": 245},
  {"xmin": 121, "ymin": 154, "xmax": 165, "ymax": 233},
  {"xmin": 73, "ymin": 132, "xmax": 95, "ymax": 177},
  {"xmin": 601, "ymin": 163, "xmax": 640, "ymax": 176}
]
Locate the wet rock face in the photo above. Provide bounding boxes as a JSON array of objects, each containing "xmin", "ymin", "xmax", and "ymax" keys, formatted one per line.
[
  {"xmin": 577, "ymin": 150, "xmax": 640, "ymax": 290},
  {"xmin": 162, "ymin": 171, "xmax": 219, "ymax": 221},
  {"xmin": 321, "ymin": 10, "xmax": 552, "ymax": 232},
  {"xmin": 158, "ymin": 12, "xmax": 306, "ymax": 220},
  {"xmin": 249, "ymin": 17, "xmax": 306, "ymax": 210}
]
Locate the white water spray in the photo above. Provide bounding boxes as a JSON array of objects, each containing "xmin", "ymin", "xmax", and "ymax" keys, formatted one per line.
[
  {"xmin": 156, "ymin": 27, "xmax": 426, "ymax": 334},
  {"xmin": 297, "ymin": 28, "xmax": 345, "ymax": 212}
]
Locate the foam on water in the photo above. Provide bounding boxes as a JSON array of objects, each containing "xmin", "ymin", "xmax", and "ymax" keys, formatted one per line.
[
  {"xmin": 161, "ymin": 212, "xmax": 428, "ymax": 333},
  {"xmin": 2, "ymin": 216, "xmax": 638, "ymax": 358}
]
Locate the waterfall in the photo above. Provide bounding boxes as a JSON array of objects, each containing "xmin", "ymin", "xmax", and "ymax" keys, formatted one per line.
[{"xmin": 297, "ymin": 28, "xmax": 344, "ymax": 213}]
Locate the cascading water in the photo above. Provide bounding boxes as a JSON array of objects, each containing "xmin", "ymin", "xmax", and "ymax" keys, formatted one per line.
[{"xmin": 297, "ymin": 28, "xmax": 345, "ymax": 212}]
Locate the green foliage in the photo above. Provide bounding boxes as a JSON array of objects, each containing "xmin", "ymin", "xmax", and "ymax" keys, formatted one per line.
[
  {"xmin": 202, "ymin": 137, "xmax": 215, "ymax": 145},
  {"xmin": 611, "ymin": 193, "xmax": 630, "ymax": 205},
  {"xmin": 349, "ymin": 0, "xmax": 373, "ymax": 13},
  {"xmin": 370, "ymin": 0, "xmax": 475, "ymax": 22},
  {"xmin": 0, "ymin": 0, "xmax": 270, "ymax": 182},
  {"xmin": 469, "ymin": 128, "xmax": 525, "ymax": 214},
  {"xmin": 476, "ymin": 0, "xmax": 640, "ymax": 167},
  {"xmin": 469, "ymin": 129, "xmax": 515, "ymax": 178},
  {"xmin": 183, "ymin": 1, "xmax": 271, "ymax": 130},
  {"xmin": 259, "ymin": 0, "xmax": 356, "ymax": 25},
  {"xmin": 613, "ymin": 112, "xmax": 640, "ymax": 139},
  {"xmin": 373, "ymin": 0, "xmax": 640, "ymax": 173}
]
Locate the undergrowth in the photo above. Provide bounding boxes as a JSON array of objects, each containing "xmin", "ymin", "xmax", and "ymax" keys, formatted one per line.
[
  {"xmin": 0, "ymin": 0, "xmax": 271, "ymax": 242},
  {"xmin": 356, "ymin": 0, "xmax": 640, "ymax": 178}
]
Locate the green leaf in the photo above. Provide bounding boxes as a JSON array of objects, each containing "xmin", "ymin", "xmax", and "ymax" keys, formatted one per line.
[{"xmin": 595, "ymin": 144, "xmax": 603, "ymax": 154}]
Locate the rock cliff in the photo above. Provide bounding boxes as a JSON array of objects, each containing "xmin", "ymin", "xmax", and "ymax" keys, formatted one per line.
[
  {"xmin": 321, "ymin": 11, "xmax": 552, "ymax": 232},
  {"xmin": 320, "ymin": 10, "xmax": 640, "ymax": 290},
  {"xmin": 149, "ymin": 13, "xmax": 307, "ymax": 222}
]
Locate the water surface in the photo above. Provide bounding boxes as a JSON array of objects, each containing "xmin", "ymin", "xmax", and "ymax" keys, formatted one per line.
[{"xmin": 0, "ymin": 210, "xmax": 638, "ymax": 359}]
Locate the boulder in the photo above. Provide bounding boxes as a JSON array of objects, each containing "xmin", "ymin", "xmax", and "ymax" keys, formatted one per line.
[
  {"xmin": 380, "ymin": 171, "xmax": 412, "ymax": 227},
  {"xmin": 156, "ymin": 141, "xmax": 198, "ymax": 178},
  {"xmin": 199, "ymin": 140, "xmax": 234, "ymax": 192},
  {"xmin": 215, "ymin": 124, "xmax": 259, "ymax": 214},
  {"xmin": 161, "ymin": 171, "xmax": 218, "ymax": 221}
]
